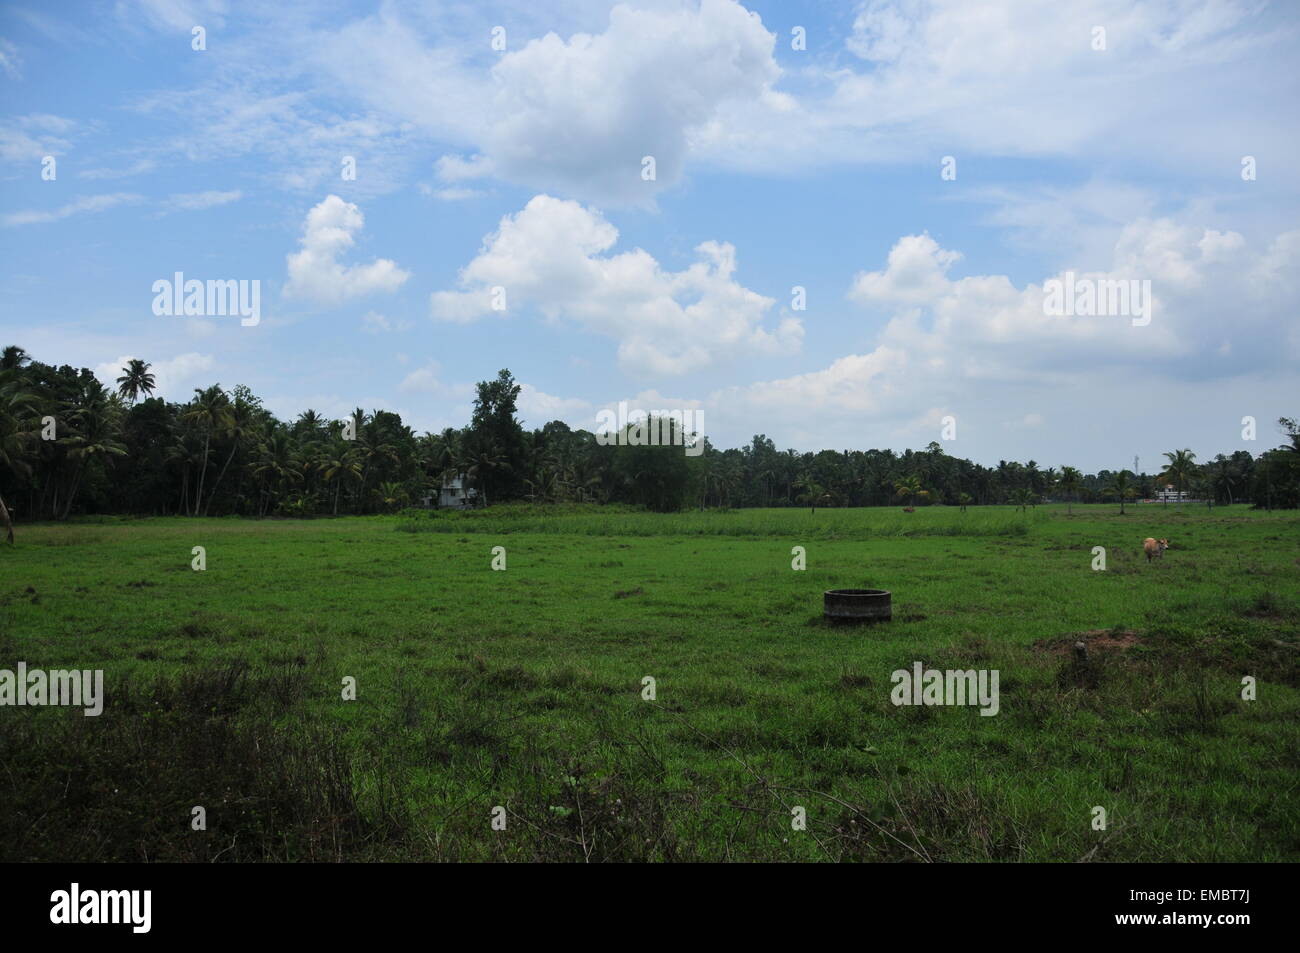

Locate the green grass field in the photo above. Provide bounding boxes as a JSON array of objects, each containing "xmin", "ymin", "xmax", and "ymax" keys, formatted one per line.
[{"xmin": 2, "ymin": 503, "xmax": 1298, "ymax": 862}]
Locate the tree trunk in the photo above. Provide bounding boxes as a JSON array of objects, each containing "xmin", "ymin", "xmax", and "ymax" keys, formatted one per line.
[
  {"xmin": 0, "ymin": 491, "xmax": 13, "ymax": 544},
  {"xmin": 61, "ymin": 461, "xmax": 86, "ymax": 520},
  {"xmin": 61, "ymin": 478, "xmax": 79, "ymax": 520},
  {"xmin": 194, "ymin": 431, "xmax": 211, "ymax": 516},
  {"xmin": 205, "ymin": 442, "xmax": 239, "ymax": 516}
]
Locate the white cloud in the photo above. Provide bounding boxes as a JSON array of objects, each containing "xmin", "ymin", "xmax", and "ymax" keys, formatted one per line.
[
  {"xmin": 0, "ymin": 114, "xmax": 77, "ymax": 162},
  {"xmin": 2, "ymin": 192, "xmax": 142, "ymax": 227},
  {"xmin": 516, "ymin": 383, "xmax": 592, "ymax": 427},
  {"xmin": 284, "ymin": 195, "xmax": 409, "ymax": 305},
  {"xmin": 0, "ymin": 38, "xmax": 22, "ymax": 79},
  {"xmin": 311, "ymin": 0, "xmax": 782, "ymax": 205},
  {"xmin": 708, "ymin": 218, "xmax": 1299, "ymax": 449},
  {"xmin": 361, "ymin": 310, "xmax": 412, "ymax": 333},
  {"xmin": 80, "ymin": 159, "xmax": 159, "ymax": 180},
  {"xmin": 474, "ymin": 0, "xmax": 781, "ymax": 205},
  {"xmin": 121, "ymin": 0, "xmax": 229, "ymax": 33},
  {"xmin": 849, "ymin": 233, "xmax": 962, "ymax": 306},
  {"xmin": 419, "ymin": 184, "xmax": 484, "ymax": 201},
  {"xmin": 128, "ymin": 80, "xmax": 419, "ymax": 198},
  {"xmin": 163, "ymin": 189, "xmax": 242, "ymax": 212},
  {"xmin": 1003, "ymin": 413, "xmax": 1046, "ymax": 429},
  {"xmin": 399, "ymin": 361, "xmax": 445, "ymax": 394},
  {"xmin": 430, "ymin": 194, "xmax": 801, "ymax": 375},
  {"xmin": 433, "ymin": 154, "xmax": 492, "ymax": 183},
  {"xmin": 97, "ymin": 1, "xmax": 1295, "ymax": 207},
  {"xmin": 690, "ymin": 0, "xmax": 1295, "ymax": 181}
]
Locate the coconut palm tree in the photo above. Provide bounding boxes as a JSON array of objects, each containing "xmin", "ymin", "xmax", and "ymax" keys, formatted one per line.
[
  {"xmin": 1160, "ymin": 448, "xmax": 1197, "ymax": 505},
  {"xmin": 1207, "ymin": 455, "xmax": 1238, "ymax": 506},
  {"xmin": 377, "ymin": 480, "xmax": 408, "ymax": 512},
  {"xmin": 1041, "ymin": 467, "xmax": 1059, "ymax": 500},
  {"xmin": 1058, "ymin": 466, "xmax": 1082, "ymax": 514},
  {"xmin": 1107, "ymin": 470, "xmax": 1137, "ymax": 515},
  {"xmin": 1, "ymin": 345, "xmax": 31, "ymax": 372},
  {"xmin": 164, "ymin": 433, "xmax": 204, "ymax": 516},
  {"xmin": 894, "ymin": 474, "xmax": 922, "ymax": 507},
  {"xmin": 59, "ymin": 384, "xmax": 127, "ymax": 519},
  {"xmin": 203, "ymin": 392, "xmax": 256, "ymax": 515},
  {"xmin": 181, "ymin": 385, "xmax": 232, "ymax": 516},
  {"xmin": 1278, "ymin": 417, "xmax": 1300, "ymax": 455},
  {"xmin": 1024, "ymin": 460, "xmax": 1042, "ymax": 494},
  {"xmin": 796, "ymin": 478, "xmax": 829, "ymax": 513},
  {"xmin": 0, "ymin": 364, "xmax": 37, "ymax": 542},
  {"xmin": 252, "ymin": 431, "xmax": 302, "ymax": 514},
  {"xmin": 319, "ymin": 440, "xmax": 362, "ymax": 515},
  {"xmin": 354, "ymin": 428, "xmax": 399, "ymax": 509},
  {"xmin": 456, "ymin": 434, "xmax": 506, "ymax": 507},
  {"xmin": 295, "ymin": 409, "xmax": 326, "ymax": 441},
  {"xmin": 115, "ymin": 359, "xmax": 156, "ymax": 403}
]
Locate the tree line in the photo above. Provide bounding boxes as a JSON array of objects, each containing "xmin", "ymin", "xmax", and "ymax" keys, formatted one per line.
[{"xmin": 2, "ymin": 344, "xmax": 1297, "ymax": 535}]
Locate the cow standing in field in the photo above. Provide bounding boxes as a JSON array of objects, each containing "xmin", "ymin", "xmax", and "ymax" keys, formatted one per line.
[{"xmin": 1143, "ymin": 537, "xmax": 1168, "ymax": 562}]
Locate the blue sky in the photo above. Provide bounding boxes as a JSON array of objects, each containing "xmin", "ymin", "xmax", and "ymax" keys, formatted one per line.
[{"xmin": 1, "ymin": 0, "xmax": 1297, "ymax": 471}]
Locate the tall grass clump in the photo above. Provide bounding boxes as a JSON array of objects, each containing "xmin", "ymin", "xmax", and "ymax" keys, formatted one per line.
[{"xmin": 0, "ymin": 664, "xmax": 410, "ymax": 862}]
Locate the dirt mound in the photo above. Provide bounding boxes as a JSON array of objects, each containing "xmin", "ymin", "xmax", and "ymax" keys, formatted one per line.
[{"xmin": 1034, "ymin": 629, "xmax": 1144, "ymax": 656}]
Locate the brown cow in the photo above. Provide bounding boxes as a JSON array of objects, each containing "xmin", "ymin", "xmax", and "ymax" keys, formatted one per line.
[{"xmin": 1143, "ymin": 537, "xmax": 1168, "ymax": 562}]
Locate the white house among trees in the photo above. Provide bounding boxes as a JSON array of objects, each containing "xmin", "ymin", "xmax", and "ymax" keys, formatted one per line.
[{"xmin": 438, "ymin": 474, "xmax": 478, "ymax": 509}]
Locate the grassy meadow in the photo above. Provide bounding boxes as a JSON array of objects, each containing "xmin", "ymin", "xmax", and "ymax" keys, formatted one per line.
[{"xmin": 2, "ymin": 503, "xmax": 1298, "ymax": 862}]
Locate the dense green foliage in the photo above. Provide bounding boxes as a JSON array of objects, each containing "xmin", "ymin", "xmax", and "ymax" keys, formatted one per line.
[{"xmin": 3, "ymin": 346, "xmax": 1297, "ymax": 527}]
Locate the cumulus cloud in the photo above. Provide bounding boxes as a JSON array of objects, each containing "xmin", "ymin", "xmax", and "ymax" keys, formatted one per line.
[
  {"xmin": 284, "ymin": 195, "xmax": 409, "ymax": 305},
  {"xmin": 849, "ymin": 234, "xmax": 963, "ymax": 306},
  {"xmin": 516, "ymin": 383, "xmax": 593, "ymax": 427},
  {"xmin": 310, "ymin": 0, "xmax": 782, "ymax": 205},
  {"xmin": 708, "ymin": 218, "xmax": 1299, "ymax": 449},
  {"xmin": 430, "ymin": 194, "xmax": 801, "ymax": 375},
  {"xmin": 399, "ymin": 361, "xmax": 447, "ymax": 394},
  {"xmin": 474, "ymin": 0, "xmax": 780, "ymax": 204},
  {"xmin": 105, "ymin": 1, "xmax": 1294, "ymax": 205},
  {"xmin": 684, "ymin": 0, "xmax": 1295, "ymax": 181}
]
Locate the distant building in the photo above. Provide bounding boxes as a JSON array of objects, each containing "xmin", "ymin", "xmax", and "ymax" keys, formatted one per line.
[
  {"xmin": 1151, "ymin": 487, "xmax": 1192, "ymax": 503},
  {"xmin": 439, "ymin": 473, "xmax": 478, "ymax": 509}
]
